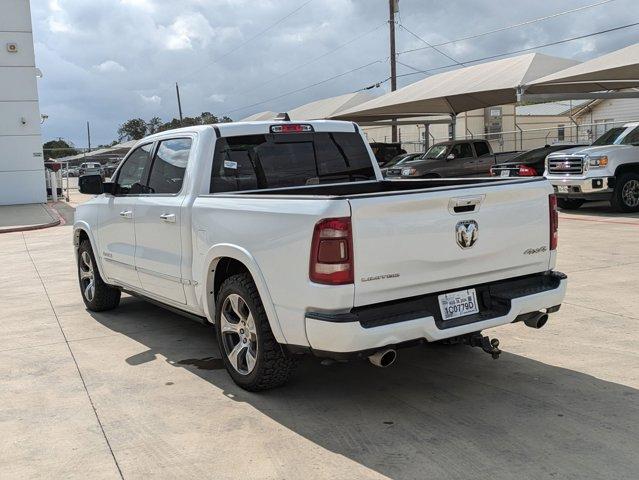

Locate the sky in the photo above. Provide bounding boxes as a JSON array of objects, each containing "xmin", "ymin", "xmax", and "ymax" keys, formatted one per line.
[{"xmin": 30, "ymin": 0, "xmax": 638, "ymax": 147}]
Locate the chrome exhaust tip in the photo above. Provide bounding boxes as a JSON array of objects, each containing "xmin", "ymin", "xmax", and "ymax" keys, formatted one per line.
[
  {"xmin": 368, "ymin": 348, "xmax": 397, "ymax": 368},
  {"xmin": 524, "ymin": 312, "xmax": 549, "ymax": 329}
]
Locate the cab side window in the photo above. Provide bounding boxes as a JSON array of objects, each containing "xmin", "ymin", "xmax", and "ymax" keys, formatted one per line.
[
  {"xmin": 451, "ymin": 143, "xmax": 473, "ymax": 158},
  {"xmin": 147, "ymin": 138, "xmax": 192, "ymax": 194},
  {"xmin": 115, "ymin": 144, "xmax": 153, "ymax": 195}
]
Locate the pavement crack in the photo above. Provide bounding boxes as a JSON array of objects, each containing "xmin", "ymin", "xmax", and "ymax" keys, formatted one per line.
[
  {"xmin": 562, "ymin": 300, "xmax": 639, "ymax": 321},
  {"xmin": 21, "ymin": 233, "xmax": 125, "ymax": 480}
]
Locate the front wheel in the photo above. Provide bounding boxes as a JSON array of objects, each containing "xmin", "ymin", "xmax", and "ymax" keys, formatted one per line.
[
  {"xmin": 77, "ymin": 239, "xmax": 121, "ymax": 311},
  {"xmin": 557, "ymin": 198, "xmax": 585, "ymax": 210},
  {"xmin": 215, "ymin": 273, "xmax": 296, "ymax": 391},
  {"xmin": 611, "ymin": 173, "xmax": 639, "ymax": 212}
]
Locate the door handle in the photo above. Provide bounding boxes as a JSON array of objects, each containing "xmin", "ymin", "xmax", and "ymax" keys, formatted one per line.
[
  {"xmin": 119, "ymin": 210, "xmax": 133, "ymax": 219},
  {"xmin": 160, "ymin": 213, "xmax": 176, "ymax": 223}
]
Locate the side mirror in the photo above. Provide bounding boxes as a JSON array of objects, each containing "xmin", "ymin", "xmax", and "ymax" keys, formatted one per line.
[
  {"xmin": 79, "ymin": 174, "xmax": 114, "ymax": 195},
  {"xmin": 447, "ymin": 153, "xmax": 455, "ymax": 161}
]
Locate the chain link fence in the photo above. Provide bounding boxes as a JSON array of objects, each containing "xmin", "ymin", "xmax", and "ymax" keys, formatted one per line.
[{"xmin": 393, "ymin": 119, "xmax": 638, "ymax": 155}]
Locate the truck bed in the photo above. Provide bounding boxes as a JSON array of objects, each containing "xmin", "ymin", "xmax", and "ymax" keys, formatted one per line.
[{"xmin": 210, "ymin": 177, "xmax": 543, "ymax": 198}]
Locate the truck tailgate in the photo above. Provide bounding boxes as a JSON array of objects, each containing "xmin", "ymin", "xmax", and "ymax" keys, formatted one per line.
[{"xmin": 349, "ymin": 179, "xmax": 554, "ymax": 307}]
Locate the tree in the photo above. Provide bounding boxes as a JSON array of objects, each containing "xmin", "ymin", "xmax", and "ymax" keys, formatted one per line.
[
  {"xmin": 147, "ymin": 116, "xmax": 164, "ymax": 134},
  {"xmin": 116, "ymin": 112, "xmax": 234, "ymax": 140},
  {"xmin": 43, "ymin": 139, "xmax": 78, "ymax": 159},
  {"xmin": 117, "ymin": 118, "xmax": 148, "ymax": 141}
]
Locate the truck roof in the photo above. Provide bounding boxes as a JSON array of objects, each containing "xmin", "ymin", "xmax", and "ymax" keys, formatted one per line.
[{"xmin": 139, "ymin": 120, "xmax": 359, "ymax": 145}]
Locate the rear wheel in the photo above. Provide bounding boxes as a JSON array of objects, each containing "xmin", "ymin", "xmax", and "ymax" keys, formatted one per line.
[
  {"xmin": 557, "ymin": 198, "xmax": 585, "ymax": 210},
  {"xmin": 77, "ymin": 239, "xmax": 121, "ymax": 311},
  {"xmin": 215, "ymin": 273, "xmax": 296, "ymax": 391},
  {"xmin": 611, "ymin": 173, "xmax": 639, "ymax": 212}
]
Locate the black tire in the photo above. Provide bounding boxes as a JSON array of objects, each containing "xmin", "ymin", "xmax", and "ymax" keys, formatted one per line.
[
  {"xmin": 611, "ymin": 173, "xmax": 639, "ymax": 213},
  {"xmin": 557, "ymin": 198, "xmax": 585, "ymax": 210},
  {"xmin": 77, "ymin": 239, "xmax": 121, "ymax": 311},
  {"xmin": 215, "ymin": 273, "xmax": 296, "ymax": 391}
]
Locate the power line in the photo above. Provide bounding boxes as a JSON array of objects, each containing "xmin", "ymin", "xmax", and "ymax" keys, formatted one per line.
[
  {"xmin": 397, "ymin": 0, "xmax": 617, "ymax": 56},
  {"xmin": 397, "ymin": 23, "xmax": 465, "ymax": 66},
  {"xmin": 231, "ymin": 21, "xmax": 387, "ymax": 98},
  {"xmin": 157, "ymin": 0, "xmax": 314, "ymax": 97},
  {"xmin": 222, "ymin": 59, "xmax": 384, "ymax": 116},
  {"xmin": 394, "ymin": 20, "xmax": 639, "ymax": 80}
]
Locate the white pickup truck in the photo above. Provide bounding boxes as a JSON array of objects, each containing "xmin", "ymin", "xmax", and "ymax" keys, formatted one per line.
[
  {"xmin": 75, "ymin": 120, "xmax": 566, "ymax": 391},
  {"xmin": 545, "ymin": 122, "xmax": 639, "ymax": 212}
]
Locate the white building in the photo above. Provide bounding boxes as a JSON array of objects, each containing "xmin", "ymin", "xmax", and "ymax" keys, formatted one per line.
[
  {"xmin": 572, "ymin": 94, "xmax": 639, "ymax": 141},
  {"xmin": 0, "ymin": 0, "xmax": 45, "ymax": 205}
]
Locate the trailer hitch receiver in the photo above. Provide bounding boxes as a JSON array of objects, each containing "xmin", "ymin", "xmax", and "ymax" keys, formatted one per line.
[{"xmin": 466, "ymin": 332, "xmax": 502, "ymax": 359}]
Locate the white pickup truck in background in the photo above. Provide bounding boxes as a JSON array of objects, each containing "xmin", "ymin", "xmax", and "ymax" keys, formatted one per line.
[
  {"xmin": 74, "ymin": 120, "xmax": 566, "ymax": 391},
  {"xmin": 545, "ymin": 122, "xmax": 639, "ymax": 212}
]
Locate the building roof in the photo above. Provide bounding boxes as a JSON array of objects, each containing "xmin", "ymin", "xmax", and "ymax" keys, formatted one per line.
[
  {"xmin": 333, "ymin": 53, "xmax": 579, "ymax": 121},
  {"xmin": 57, "ymin": 139, "xmax": 138, "ymax": 163},
  {"xmin": 516, "ymin": 100, "xmax": 589, "ymax": 116}
]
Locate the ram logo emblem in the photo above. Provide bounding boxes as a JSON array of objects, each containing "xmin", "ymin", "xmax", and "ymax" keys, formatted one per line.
[{"xmin": 456, "ymin": 220, "xmax": 478, "ymax": 249}]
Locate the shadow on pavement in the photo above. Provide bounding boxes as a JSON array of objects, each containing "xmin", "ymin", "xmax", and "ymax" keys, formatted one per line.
[
  {"xmin": 90, "ymin": 296, "xmax": 639, "ymax": 479},
  {"xmin": 559, "ymin": 200, "xmax": 639, "ymax": 220}
]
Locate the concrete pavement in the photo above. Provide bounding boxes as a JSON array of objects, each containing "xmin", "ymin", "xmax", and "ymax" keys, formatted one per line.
[
  {"xmin": 1, "ymin": 203, "xmax": 638, "ymax": 479},
  {"xmin": 0, "ymin": 204, "xmax": 60, "ymax": 233}
]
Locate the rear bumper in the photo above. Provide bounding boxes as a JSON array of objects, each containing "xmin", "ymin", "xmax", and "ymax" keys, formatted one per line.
[
  {"xmin": 547, "ymin": 175, "xmax": 614, "ymax": 199},
  {"xmin": 304, "ymin": 272, "xmax": 567, "ymax": 354}
]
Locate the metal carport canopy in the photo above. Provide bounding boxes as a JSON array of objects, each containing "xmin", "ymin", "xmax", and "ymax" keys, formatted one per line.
[
  {"xmin": 331, "ymin": 53, "xmax": 579, "ymax": 122},
  {"xmin": 522, "ymin": 43, "xmax": 639, "ymax": 100}
]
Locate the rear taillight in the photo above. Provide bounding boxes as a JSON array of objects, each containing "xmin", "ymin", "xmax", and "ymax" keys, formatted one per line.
[
  {"xmin": 489, "ymin": 167, "xmax": 496, "ymax": 176},
  {"xmin": 549, "ymin": 194, "xmax": 558, "ymax": 250},
  {"xmin": 518, "ymin": 165, "xmax": 538, "ymax": 176},
  {"xmin": 309, "ymin": 217, "xmax": 354, "ymax": 285}
]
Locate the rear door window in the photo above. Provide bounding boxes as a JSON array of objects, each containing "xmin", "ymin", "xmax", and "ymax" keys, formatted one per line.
[
  {"xmin": 210, "ymin": 131, "xmax": 375, "ymax": 193},
  {"xmin": 473, "ymin": 142, "xmax": 490, "ymax": 157}
]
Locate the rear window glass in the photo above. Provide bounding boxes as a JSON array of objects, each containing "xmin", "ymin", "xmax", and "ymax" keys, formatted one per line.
[{"xmin": 210, "ymin": 132, "xmax": 375, "ymax": 193}]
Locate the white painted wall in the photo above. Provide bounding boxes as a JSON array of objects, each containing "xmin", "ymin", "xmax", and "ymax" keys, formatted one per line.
[
  {"xmin": 574, "ymin": 96, "xmax": 639, "ymax": 142},
  {"xmin": 0, "ymin": 0, "xmax": 46, "ymax": 205}
]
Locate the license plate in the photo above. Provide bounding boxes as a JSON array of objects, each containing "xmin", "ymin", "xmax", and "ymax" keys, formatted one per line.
[
  {"xmin": 438, "ymin": 289, "xmax": 479, "ymax": 321},
  {"xmin": 557, "ymin": 185, "xmax": 569, "ymax": 193},
  {"xmin": 500, "ymin": 170, "xmax": 510, "ymax": 177}
]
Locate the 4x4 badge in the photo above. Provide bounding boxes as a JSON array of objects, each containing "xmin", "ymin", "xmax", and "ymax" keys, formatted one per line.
[{"xmin": 456, "ymin": 220, "xmax": 478, "ymax": 249}]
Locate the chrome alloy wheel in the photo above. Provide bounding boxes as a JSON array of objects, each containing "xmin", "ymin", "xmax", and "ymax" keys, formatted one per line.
[
  {"xmin": 622, "ymin": 179, "xmax": 639, "ymax": 207},
  {"xmin": 220, "ymin": 294, "xmax": 258, "ymax": 375},
  {"xmin": 79, "ymin": 251, "xmax": 95, "ymax": 302}
]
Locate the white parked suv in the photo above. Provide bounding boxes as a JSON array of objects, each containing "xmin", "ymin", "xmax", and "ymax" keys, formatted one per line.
[
  {"xmin": 545, "ymin": 122, "xmax": 639, "ymax": 211},
  {"xmin": 74, "ymin": 121, "xmax": 566, "ymax": 390}
]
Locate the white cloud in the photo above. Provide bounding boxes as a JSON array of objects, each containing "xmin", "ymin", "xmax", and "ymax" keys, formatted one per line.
[
  {"xmin": 119, "ymin": 0, "xmax": 155, "ymax": 11},
  {"xmin": 94, "ymin": 60, "xmax": 126, "ymax": 73},
  {"xmin": 48, "ymin": 18, "xmax": 72, "ymax": 33},
  {"xmin": 164, "ymin": 13, "xmax": 214, "ymax": 50},
  {"xmin": 140, "ymin": 94, "xmax": 161, "ymax": 105},
  {"xmin": 48, "ymin": 0, "xmax": 62, "ymax": 12},
  {"xmin": 208, "ymin": 93, "xmax": 226, "ymax": 103}
]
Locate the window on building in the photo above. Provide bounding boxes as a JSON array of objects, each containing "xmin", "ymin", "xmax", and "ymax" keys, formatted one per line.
[{"xmin": 557, "ymin": 125, "xmax": 565, "ymax": 141}]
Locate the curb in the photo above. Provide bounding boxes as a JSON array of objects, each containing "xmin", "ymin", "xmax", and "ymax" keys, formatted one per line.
[{"xmin": 0, "ymin": 203, "xmax": 63, "ymax": 234}]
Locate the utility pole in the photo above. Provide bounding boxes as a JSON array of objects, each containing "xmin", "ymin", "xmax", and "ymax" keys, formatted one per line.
[
  {"xmin": 86, "ymin": 121, "xmax": 91, "ymax": 151},
  {"xmin": 389, "ymin": 0, "xmax": 398, "ymax": 143},
  {"xmin": 175, "ymin": 82, "xmax": 184, "ymax": 124}
]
